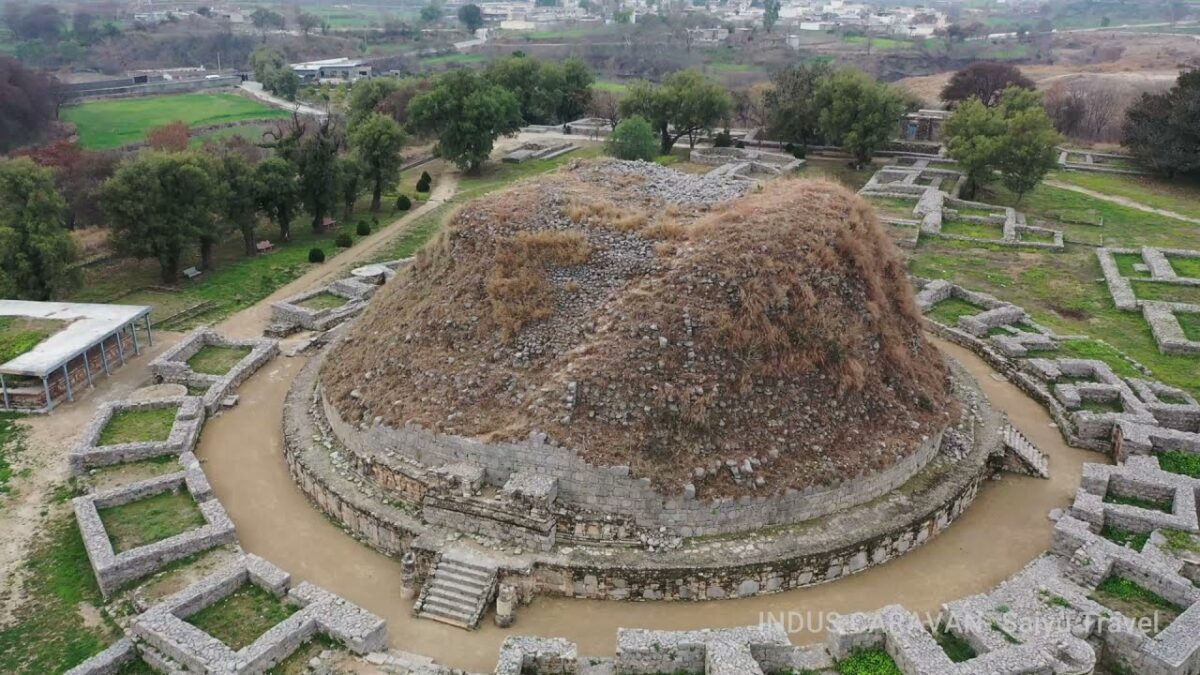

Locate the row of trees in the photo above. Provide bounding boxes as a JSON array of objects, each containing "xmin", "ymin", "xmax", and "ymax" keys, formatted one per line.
[{"xmin": 1123, "ymin": 70, "xmax": 1200, "ymax": 178}]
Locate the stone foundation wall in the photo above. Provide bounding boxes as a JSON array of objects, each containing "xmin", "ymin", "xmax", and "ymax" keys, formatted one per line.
[{"xmin": 321, "ymin": 385, "xmax": 944, "ymax": 538}]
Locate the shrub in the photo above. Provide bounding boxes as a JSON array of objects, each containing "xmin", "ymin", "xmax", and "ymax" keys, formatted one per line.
[
  {"xmin": 605, "ymin": 116, "xmax": 658, "ymax": 162},
  {"xmin": 416, "ymin": 170, "xmax": 432, "ymax": 193},
  {"xmin": 356, "ymin": 220, "xmax": 372, "ymax": 236},
  {"xmin": 713, "ymin": 128, "xmax": 733, "ymax": 147},
  {"xmin": 335, "ymin": 233, "xmax": 353, "ymax": 248},
  {"xmin": 396, "ymin": 194, "xmax": 412, "ymax": 211},
  {"xmin": 308, "ymin": 247, "xmax": 326, "ymax": 263}
]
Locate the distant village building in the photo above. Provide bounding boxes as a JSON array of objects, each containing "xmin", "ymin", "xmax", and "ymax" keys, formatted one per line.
[
  {"xmin": 290, "ymin": 58, "xmax": 372, "ymax": 83},
  {"xmin": 687, "ymin": 27, "xmax": 730, "ymax": 45}
]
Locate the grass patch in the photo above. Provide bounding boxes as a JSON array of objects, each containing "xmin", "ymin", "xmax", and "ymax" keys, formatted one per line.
[
  {"xmin": 1056, "ymin": 340, "xmax": 1141, "ymax": 378},
  {"xmin": 1160, "ymin": 529, "xmax": 1200, "ymax": 554},
  {"xmin": 266, "ymin": 635, "xmax": 339, "ymax": 675},
  {"xmin": 933, "ymin": 627, "xmax": 976, "ymax": 662},
  {"xmin": 838, "ymin": 648, "xmax": 902, "ymax": 675},
  {"xmin": 0, "ymin": 316, "xmax": 64, "ymax": 364},
  {"xmin": 866, "ymin": 196, "xmax": 917, "ymax": 219},
  {"xmin": 98, "ymin": 407, "xmax": 177, "ymax": 446},
  {"xmin": 926, "ymin": 297, "xmax": 983, "ymax": 326},
  {"xmin": 296, "ymin": 292, "xmax": 348, "ymax": 311},
  {"xmin": 1101, "ymin": 524, "xmax": 1150, "ymax": 551},
  {"xmin": 1131, "ymin": 280, "xmax": 1200, "ymax": 305},
  {"xmin": 0, "ymin": 413, "xmax": 24, "ymax": 497},
  {"xmin": 1091, "ymin": 576, "xmax": 1183, "ymax": 634},
  {"xmin": 0, "ymin": 508, "xmax": 119, "ymax": 673},
  {"xmin": 1104, "ymin": 491, "xmax": 1173, "ymax": 513},
  {"xmin": 1113, "ymin": 253, "xmax": 1150, "ymax": 278},
  {"xmin": 1049, "ymin": 171, "xmax": 1200, "ymax": 222},
  {"xmin": 98, "ymin": 489, "xmax": 207, "ymax": 553},
  {"xmin": 186, "ymin": 345, "xmax": 251, "ymax": 376},
  {"xmin": 592, "ymin": 78, "xmax": 629, "ymax": 93},
  {"xmin": 799, "ymin": 158, "xmax": 873, "ymax": 191},
  {"xmin": 940, "ymin": 219, "xmax": 1003, "ymax": 240},
  {"xmin": 187, "ymin": 584, "xmax": 297, "ymax": 650},
  {"xmin": 1168, "ymin": 256, "xmax": 1200, "ymax": 280},
  {"xmin": 1158, "ymin": 450, "xmax": 1200, "ymax": 478},
  {"xmin": 1079, "ymin": 398, "xmax": 1125, "ymax": 414},
  {"xmin": 61, "ymin": 93, "xmax": 290, "ymax": 150},
  {"xmin": 1020, "ymin": 229, "xmax": 1059, "ymax": 244}
]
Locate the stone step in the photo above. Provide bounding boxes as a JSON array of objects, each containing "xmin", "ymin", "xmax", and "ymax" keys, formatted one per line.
[
  {"xmin": 417, "ymin": 606, "xmax": 474, "ymax": 629},
  {"xmin": 412, "ymin": 553, "xmax": 500, "ymax": 630},
  {"xmin": 433, "ymin": 567, "xmax": 493, "ymax": 590},
  {"xmin": 438, "ymin": 555, "xmax": 497, "ymax": 578},
  {"xmin": 426, "ymin": 578, "xmax": 486, "ymax": 602},
  {"xmin": 420, "ymin": 594, "xmax": 476, "ymax": 617},
  {"xmin": 1001, "ymin": 424, "xmax": 1050, "ymax": 479}
]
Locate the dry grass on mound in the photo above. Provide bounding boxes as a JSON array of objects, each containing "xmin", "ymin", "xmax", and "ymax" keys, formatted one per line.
[{"xmin": 322, "ymin": 161, "xmax": 956, "ymax": 496}]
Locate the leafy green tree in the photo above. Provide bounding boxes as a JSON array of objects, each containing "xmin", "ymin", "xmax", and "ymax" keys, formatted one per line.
[
  {"xmin": 457, "ymin": 3, "xmax": 483, "ymax": 32},
  {"xmin": 214, "ymin": 152, "xmax": 261, "ymax": 256},
  {"xmin": 555, "ymin": 58, "xmax": 593, "ymax": 122},
  {"xmin": 337, "ymin": 156, "xmax": 363, "ymax": 221},
  {"xmin": 943, "ymin": 98, "xmax": 1004, "ymax": 199},
  {"xmin": 605, "ymin": 116, "xmax": 658, "ymax": 161},
  {"xmin": 763, "ymin": 62, "xmax": 831, "ymax": 150},
  {"xmin": 485, "ymin": 55, "xmax": 593, "ymax": 124},
  {"xmin": 619, "ymin": 70, "xmax": 732, "ymax": 154},
  {"xmin": 296, "ymin": 119, "xmax": 344, "ymax": 231},
  {"xmin": 420, "ymin": 2, "xmax": 442, "ymax": 22},
  {"xmin": 255, "ymin": 157, "xmax": 300, "ymax": 241},
  {"xmin": 101, "ymin": 152, "xmax": 219, "ymax": 283},
  {"xmin": 296, "ymin": 11, "xmax": 322, "ymax": 36},
  {"xmin": 763, "ymin": 0, "xmax": 781, "ymax": 31},
  {"xmin": 350, "ymin": 113, "xmax": 407, "ymax": 212},
  {"xmin": 348, "ymin": 77, "xmax": 403, "ymax": 129},
  {"xmin": 250, "ymin": 46, "xmax": 284, "ymax": 82},
  {"xmin": 1123, "ymin": 69, "xmax": 1200, "ymax": 177},
  {"xmin": 408, "ymin": 69, "xmax": 522, "ymax": 172},
  {"xmin": 945, "ymin": 86, "xmax": 1061, "ymax": 200},
  {"xmin": 941, "ymin": 62, "xmax": 1034, "ymax": 107},
  {"xmin": 0, "ymin": 158, "xmax": 78, "ymax": 300},
  {"xmin": 250, "ymin": 7, "xmax": 285, "ymax": 36},
  {"xmin": 813, "ymin": 68, "xmax": 906, "ymax": 166},
  {"xmin": 265, "ymin": 68, "xmax": 300, "ymax": 101}
]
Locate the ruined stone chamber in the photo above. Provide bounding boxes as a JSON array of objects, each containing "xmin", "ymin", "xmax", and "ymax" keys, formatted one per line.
[{"xmin": 285, "ymin": 160, "xmax": 1006, "ymax": 602}]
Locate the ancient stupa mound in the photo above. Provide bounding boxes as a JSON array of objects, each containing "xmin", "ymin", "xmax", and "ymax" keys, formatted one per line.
[{"xmin": 323, "ymin": 160, "xmax": 957, "ymax": 496}]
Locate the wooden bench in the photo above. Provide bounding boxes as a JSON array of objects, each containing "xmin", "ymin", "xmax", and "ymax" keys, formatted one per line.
[
  {"xmin": 255, "ymin": 240, "xmax": 274, "ymax": 254},
  {"xmin": 182, "ymin": 267, "xmax": 202, "ymax": 280}
]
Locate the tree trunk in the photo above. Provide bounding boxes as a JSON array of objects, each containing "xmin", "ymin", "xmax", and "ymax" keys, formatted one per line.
[
  {"xmin": 312, "ymin": 208, "xmax": 325, "ymax": 233},
  {"xmin": 371, "ymin": 177, "xmax": 382, "ymax": 213},
  {"xmin": 160, "ymin": 254, "xmax": 180, "ymax": 285},
  {"xmin": 279, "ymin": 216, "xmax": 291, "ymax": 242},
  {"xmin": 343, "ymin": 200, "xmax": 354, "ymax": 222},
  {"xmin": 242, "ymin": 227, "xmax": 256, "ymax": 257},
  {"xmin": 659, "ymin": 124, "xmax": 673, "ymax": 155},
  {"xmin": 199, "ymin": 240, "xmax": 215, "ymax": 271}
]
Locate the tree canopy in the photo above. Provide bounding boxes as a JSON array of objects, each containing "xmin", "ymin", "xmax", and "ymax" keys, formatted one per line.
[
  {"xmin": 763, "ymin": 62, "xmax": 831, "ymax": 149},
  {"xmin": 101, "ymin": 152, "xmax": 220, "ymax": 284},
  {"xmin": 0, "ymin": 57, "xmax": 58, "ymax": 152},
  {"xmin": 350, "ymin": 113, "xmax": 407, "ymax": 212},
  {"xmin": 0, "ymin": 157, "xmax": 79, "ymax": 300},
  {"xmin": 619, "ymin": 69, "xmax": 732, "ymax": 153},
  {"xmin": 941, "ymin": 62, "xmax": 1035, "ymax": 107},
  {"xmin": 457, "ymin": 3, "xmax": 483, "ymax": 32},
  {"xmin": 605, "ymin": 116, "xmax": 658, "ymax": 161},
  {"xmin": 1123, "ymin": 69, "xmax": 1200, "ymax": 177},
  {"xmin": 944, "ymin": 86, "xmax": 1061, "ymax": 201},
  {"xmin": 484, "ymin": 55, "xmax": 593, "ymax": 124},
  {"xmin": 254, "ymin": 157, "xmax": 299, "ymax": 241},
  {"xmin": 814, "ymin": 68, "xmax": 907, "ymax": 165},
  {"xmin": 408, "ymin": 69, "xmax": 522, "ymax": 172}
]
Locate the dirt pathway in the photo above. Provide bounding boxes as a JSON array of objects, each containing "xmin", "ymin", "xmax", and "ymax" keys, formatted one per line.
[
  {"xmin": 1046, "ymin": 180, "xmax": 1200, "ymax": 225},
  {"xmin": 0, "ymin": 336, "xmax": 180, "ymax": 624},
  {"xmin": 194, "ymin": 334, "xmax": 1103, "ymax": 672},
  {"xmin": 216, "ymin": 170, "xmax": 460, "ymax": 339}
]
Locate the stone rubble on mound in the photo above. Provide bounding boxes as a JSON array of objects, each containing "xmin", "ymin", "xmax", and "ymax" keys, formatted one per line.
[{"xmin": 573, "ymin": 159, "xmax": 754, "ymax": 204}]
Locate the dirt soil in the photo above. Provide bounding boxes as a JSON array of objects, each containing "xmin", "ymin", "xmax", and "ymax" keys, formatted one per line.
[{"xmin": 322, "ymin": 161, "xmax": 957, "ymax": 497}]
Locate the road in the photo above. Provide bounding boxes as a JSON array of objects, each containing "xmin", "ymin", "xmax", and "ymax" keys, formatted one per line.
[{"xmin": 239, "ymin": 81, "xmax": 330, "ymax": 118}]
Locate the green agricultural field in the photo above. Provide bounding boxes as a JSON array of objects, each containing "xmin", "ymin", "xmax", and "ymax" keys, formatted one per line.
[
  {"xmin": 62, "ymin": 93, "xmax": 291, "ymax": 150},
  {"xmin": 592, "ymin": 79, "xmax": 629, "ymax": 93}
]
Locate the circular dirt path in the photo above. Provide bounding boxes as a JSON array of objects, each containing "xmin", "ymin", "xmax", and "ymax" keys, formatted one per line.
[{"xmin": 193, "ymin": 334, "xmax": 1103, "ymax": 671}]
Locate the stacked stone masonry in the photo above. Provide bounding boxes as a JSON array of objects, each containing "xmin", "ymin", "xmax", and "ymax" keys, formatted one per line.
[
  {"xmin": 148, "ymin": 329, "xmax": 279, "ymax": 414},
  {"xmin": 1097, "ymin": 246, "xmax": 1200, "ymax": 355},
  {"xmin": 69, "ymin": 396, "xmax": 204, "ymax": 474}
]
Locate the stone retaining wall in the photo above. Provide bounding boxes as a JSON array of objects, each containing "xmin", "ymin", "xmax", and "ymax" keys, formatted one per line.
[{"xmin": 321, "ymin": 382, "xmax": 944, "ymax": 538}]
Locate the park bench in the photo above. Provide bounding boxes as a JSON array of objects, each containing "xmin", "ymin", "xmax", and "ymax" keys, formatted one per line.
[
  {"xmin": 255, "ymin": 240, "xmax": 274, "ymax": 254},
  {"xmin": 182, "ymin": 267, "xmax": 202, "ymax": 280}
]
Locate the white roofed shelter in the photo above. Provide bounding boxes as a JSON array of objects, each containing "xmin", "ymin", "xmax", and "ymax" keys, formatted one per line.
[{"xmin": 0, "ymin": 300, "xmax": 153, "ymax": 412}]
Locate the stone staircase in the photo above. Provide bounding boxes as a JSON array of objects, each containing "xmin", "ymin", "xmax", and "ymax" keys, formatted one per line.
[
  {"xmin": 413, "ymin": 552, "xmax": 498, "ymax": 629},
  {"xmin": 1001, "ymin": 424, "xmax": 1050, "ymax": 479}
]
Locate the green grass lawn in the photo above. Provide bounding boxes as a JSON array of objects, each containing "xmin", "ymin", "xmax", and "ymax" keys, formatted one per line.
[
  {"xmin": 927, "ymin": 297, "xmax": 984, "ymax": 325},
  {"xmin": 1101, "ymin": 523, "xmax": 1149, "ymax": 551},
  {"xmin": 941, "ymin": 219, "xmax": 1004, "ymax": 240},
  {"xmin": 1050, "ymin": 171, "xmax": 1200, "ymax": 221},
  {"xmin": 0, "ymin": 507, "xmax": 120, "ymax": 673},
  {"xmin": 0, "ymin": 317, "xmax": 64, "ymax": 364},
  {"xmin": 1158, "ymin": 450, "xmax": 1200, "ymax": 478},
  {"xmin": 186, "ymin": 345, "xmax": 251, "ymax": 375},
  {"xmin": 1168, "ymin": 256, "xmax": 1200, "ymax": 279},
  {"xmin": 296, "ymin": 292, "xmax": 348, "ymax": 311},
  {"xmin": 190, "ymin": 123, "xmax": 274, "ymax": 148},
  {"xmin": 62, "ymin": 93, "xmax": 291, "ymax": 150},
  {"xmin": 98, "ymin": 489, "xmax": 207, "ymax": 552},
  {"xmin": 1104, "ymin": 491, "xmax": 1173, "ymax": 513},
  {"xmin": 187, "ymin": 585, "xmax": 297, "ymax": 650},
  {"xmin": 867, "ymin": 196, "xmax": 918, "ymax": 220},
  {"xmin": 98, "ymin": 408, "xmax": 177, "ymax": 446},
  {"xmin": 0, "ymin": 413, "xmax": 24, "ymax": 497},
  {"xmin": 1090, "ymin": 576, "xmax": 1183, "ymax": 635},
  {"xmin": 592, "ymin": 79, "xmax": 629, "ymax": 94}
]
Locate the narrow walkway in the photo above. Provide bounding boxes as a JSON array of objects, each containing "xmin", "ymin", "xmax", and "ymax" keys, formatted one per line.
[
  {"xmin": 193, "ymin": 335, "xmax": 1105, "ymax": 672},
  {"xmin": 1045, "ymin": 180, "xmax": 1200, "ymax": 225},
  {"xmin": 239, "ymin": 81, "xmax": 330, "ymax": 118}
]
